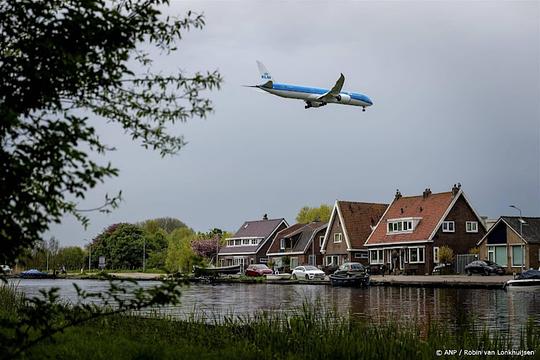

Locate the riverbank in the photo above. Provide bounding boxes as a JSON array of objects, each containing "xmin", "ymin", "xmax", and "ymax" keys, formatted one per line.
[{"xmin": 8, "ymin": 273, "xmax": 514, "ymax": 289}]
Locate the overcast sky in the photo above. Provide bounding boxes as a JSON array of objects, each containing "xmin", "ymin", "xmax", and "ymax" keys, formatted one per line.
[{"xmin": 49, "ymin": 1, "xmax": 540, "ymax": 247}]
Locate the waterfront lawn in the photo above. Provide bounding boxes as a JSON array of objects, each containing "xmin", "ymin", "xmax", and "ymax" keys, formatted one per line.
[{"xmin": 25, "ymin": 311, "xmax": 540, "ymax": 360}]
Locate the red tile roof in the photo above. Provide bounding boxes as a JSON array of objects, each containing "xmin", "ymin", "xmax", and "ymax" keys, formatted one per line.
[
  {"xmin": 365, "ymin": 191, "xmax": 456, "ymax": 246},
  {"xmin": 336, "ymin": 201, "xmax": 388, "ymax": 249}
]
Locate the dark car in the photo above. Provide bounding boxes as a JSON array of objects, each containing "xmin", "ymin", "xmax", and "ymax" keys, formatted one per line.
[
  {"xmin": 464, "ymin": 260, "xmax": 505, "ymax": 276},
  {"xmin": 245, "ymin": 264, "xmax": 273, "ymax": 277},
  {"xmin": 333, "ymin": 262, "xmax": 368, "ymax": 277}
]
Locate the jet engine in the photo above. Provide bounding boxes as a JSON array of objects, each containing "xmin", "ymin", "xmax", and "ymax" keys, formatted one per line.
[{"xmin": 335, "ymin": 94, "xmax": 351, "ymax": 103}]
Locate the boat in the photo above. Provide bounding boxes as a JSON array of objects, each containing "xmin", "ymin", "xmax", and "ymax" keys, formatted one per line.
[
  {"xmin": 20, "ymin": 269, "xmax": 51, "ymax": 279},
  {"xmin": 193, "ymin": 264, "xmax": 241, "ymax": 277},
  {"xmin": 329, "ymin": 262, "xmax": 370, "ymax": 287},
  {"xmin": 505, "ymin": 269, "xmax": 540, "ymax": 288},
  {"xmin": 266, "ymin": 273, "xmax": 292, "ymax": 281}
]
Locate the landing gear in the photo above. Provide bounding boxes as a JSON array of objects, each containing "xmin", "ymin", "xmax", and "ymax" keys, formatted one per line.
[{"xmin": 362, "ymin": 107, "xmax": 366, "ymax": 112}]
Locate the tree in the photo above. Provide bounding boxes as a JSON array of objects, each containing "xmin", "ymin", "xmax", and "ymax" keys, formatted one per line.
[
  {"xmin": 56, "ymin": 246, "xmax": 86, "ymax": 271},
  {"xmin": 91, "ymin": 223, "xmax": 145, "ymax": 269},
  {"xmin": 296, "ymin": 204, "xmax": 332, "ymax": 224},
  {"xmin": 439, "ymin": 245, "xmax": 455, "ymax": 264},
  {"xmin": 165, "ymin": 227, "xmax": 199, "ymax": 273},
  {"xmin": 0, "ymin": 0, "xmax": 222, "ymax": 263},
  {"xmin": 139, "ymin": 218, "xmax": 188, "ymax": 234},
  {"xmin": 141, "ymin": 221, "xmax": 169, "ymax": 269}
]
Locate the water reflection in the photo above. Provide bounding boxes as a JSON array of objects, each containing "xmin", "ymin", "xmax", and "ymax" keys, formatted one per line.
[{"xmin": 10, "ymin": 279, "xmax": 540, "ymax": 334}]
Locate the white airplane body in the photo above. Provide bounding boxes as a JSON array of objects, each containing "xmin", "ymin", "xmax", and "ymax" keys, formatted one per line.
[{"xmin": 249, "ymin": 61, "xmax": 373, "ymax": 110}]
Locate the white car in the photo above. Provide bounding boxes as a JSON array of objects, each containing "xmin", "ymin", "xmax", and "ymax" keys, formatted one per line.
[
  {"xmin": 1, "ymin": 265, "xmax": 12, "ymax": 274},
  {"xmin": 291, "ymin": 265, "xmax": 325, "ymax": 280}
]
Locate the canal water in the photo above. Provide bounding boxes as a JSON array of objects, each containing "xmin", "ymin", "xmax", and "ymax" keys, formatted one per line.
[{"xmin": 10, "ymin": 279, "xmax": 540, "ymax": 334}]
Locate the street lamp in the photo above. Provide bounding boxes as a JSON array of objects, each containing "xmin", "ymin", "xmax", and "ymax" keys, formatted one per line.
[{"xmin": 509, "ymin": 205, "xmax": 526, "ymax": 272}]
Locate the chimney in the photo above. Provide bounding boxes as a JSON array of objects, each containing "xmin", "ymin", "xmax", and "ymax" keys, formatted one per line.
[
  {"xmin": 395, "ymin": 189, "xmax": 402, "ymax": 201},
  {"xmin": 451, "ymin": 183, "xmax": 460, "ymax": 196},
  {"xmin": 263, "ymin": 213, "xmax": 268, "ymax": 220}
]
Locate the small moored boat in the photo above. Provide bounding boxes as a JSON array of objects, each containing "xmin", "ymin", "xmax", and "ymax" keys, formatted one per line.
[
  {"xmin": 505, "ymin": 269, "xmax": 540, "ymax": 288},
  {"xmin": 329, "ymin": 262, "xmax": 370, "ymax": 287},
  {"xmin": 20, "ymin": 269, "xmax": 51, "ymax": 279},
  {"xmin": 193, "ymin": 264, "xmax": 241, "ymax": 277}
]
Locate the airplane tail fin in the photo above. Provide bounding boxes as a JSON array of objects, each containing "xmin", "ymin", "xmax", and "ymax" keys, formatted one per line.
[{"xmin": 256, "ymin": 60, "xmax": 273, "ymax": 88}]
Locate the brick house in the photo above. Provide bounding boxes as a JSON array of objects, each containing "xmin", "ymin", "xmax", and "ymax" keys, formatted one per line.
[
  {"xmin": 217, "ymin": 215, "xmax": 288, "ymax": 267},
  {"xmin": 266, "ymin": 221, "xmax": 327, "ymax": 269},
  {"xmin": 320, "ymin": 201, "xmax": 388, "ymax": 267},
  {"xmin": 477, "ymin": 216, "xmax": 540, "ymax": 273},
  {"xmin": 364, "ymin": 185, "xmax": 487, "ymax": 275}
]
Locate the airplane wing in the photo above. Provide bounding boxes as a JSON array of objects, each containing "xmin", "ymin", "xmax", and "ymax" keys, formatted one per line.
[{"xmin": 317, "ymin": 73, "xmax": 345, "ymax": 101}]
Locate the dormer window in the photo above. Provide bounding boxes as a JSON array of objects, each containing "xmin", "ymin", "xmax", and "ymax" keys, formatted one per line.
[
  {"xmin": 387, "ymin": 218, "xmax": 419, "ymax": 234},
  {"xmin": 334, "ymin": 233, "xmax": 343, "ymax": 243}
]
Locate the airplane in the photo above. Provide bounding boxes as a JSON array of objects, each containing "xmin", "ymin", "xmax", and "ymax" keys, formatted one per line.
[{"xmin": 247, "ymin": 61, "xmax": 373, "ymax": 111}]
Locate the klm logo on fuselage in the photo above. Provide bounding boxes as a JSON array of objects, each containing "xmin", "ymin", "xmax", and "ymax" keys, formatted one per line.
[{"xmin": 261, "ymin": 73, "xmax": 271, "ymax": 80}]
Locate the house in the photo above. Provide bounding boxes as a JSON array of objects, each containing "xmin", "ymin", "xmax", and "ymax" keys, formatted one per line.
[
  {"xmin": 320, "ymin": 201, "xmax": 388, "ymax": 267},
  {"xmin": 364, "ymin": 184, "xmax": 487, "ymax": 275},
  {"xmin": 266, "ymin": 221, "xmax": 327, "ymax": 269},
  {"xmin": 217, "ymin": 215, "xmax": 288, "ymax": 267},
  {"xmin": 477, "ymin": 216, "xmax": 540, "ymax": 273}
]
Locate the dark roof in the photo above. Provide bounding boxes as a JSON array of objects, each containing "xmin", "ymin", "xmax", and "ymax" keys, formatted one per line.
[
  {"xmin": 292, "ymin": 222, "xmax": 327, "ymax": 252},
  {"xmin": 218, "ymin": 218, "xmax": 287, "ymax": 255},
  {"xmin": 231, "ymin": 218, "xmax": 285, "ymax": 239},
  {"xmin": 366, "ymin": 192, "xmax": 456, "ymax": 246},
  {"xmin": 337, "ymin": 201, "xmax": 388, "ymax": 248},
  {"xmin": 267, "ymin": 222, "xmax": 326, "ymax": 255},
  {"xmin": 502, "ymin": 216, "xmax": 540, "ymax": 244}
]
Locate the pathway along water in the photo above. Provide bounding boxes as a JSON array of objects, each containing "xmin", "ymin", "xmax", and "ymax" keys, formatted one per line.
[{"xmin": 10, "ymin": 279, "xmax": 540, "ymax": 334}]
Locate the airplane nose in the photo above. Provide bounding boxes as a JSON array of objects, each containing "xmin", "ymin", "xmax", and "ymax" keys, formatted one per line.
[{"xmin": 366, "ymin": 98, "xmax": 373, "ymax": 106}]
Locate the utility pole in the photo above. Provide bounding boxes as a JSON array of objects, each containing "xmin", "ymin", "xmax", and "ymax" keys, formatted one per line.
[
  {"xmin": 142, "ymin": 238, "xmax": 146, "ymax": 272},
  {"xmin": 88, "ymin": 242, "xmax": 91, "ymax": 272},
  {"xmin": 510, "ymin": 205, "xmax": 525, "ymax": 273}
]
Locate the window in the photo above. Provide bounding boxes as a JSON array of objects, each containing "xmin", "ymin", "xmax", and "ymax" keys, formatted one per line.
[
  {"xmin": 466, "ymin": 221, "xmax": 478, "ymax": 233},
  {"xmin": 280, "ymin": 239, "xmax": 286, "ymax": 250},
  {"xmin": 319, "ymin": 236, "xmax": 325, "ymax": 247},
  {"xmin": 227, "ymin": 240, "xmax": 234, "ymax": 246},
  {"xmin": 387, "ymin": 219, "xmax": 415, "ymax": 234},
  {"xmin": 308, "ymin": 255, "xmax": 316, "ymax": 266},
  {"xmin": 409, "ymin": 247, "xmax": 425, "ymax": 264},
  {"xmin": 511, "ymin": 245, "xmax": 524, "ymax": 267},
  {"xmin": 334, "ymin": 233, "xmax": 342, "ymax": 243},
  {"xmin": 487, "ymin": 246, "xmax": 495, "ymax": 263},
  {"xmin": 370, "ymin": 249, "xmax": 384, "ymax": 264},
  {"xmin": 251, "ymin": 239, "xmax": 258, "ymax": 245},
  {"xmin": 242, "ymin": 239, "xmax": 250, "ymax": 245},
  {"xmin": 234, "ymin": 239, "xmax": 242, "ymax": 246},
  {"xmin": 442, "ymin": 221, "xmax": 455, "ymax": 233},
  {"xmin": 326, "ymin": 255, "xmax": 339, "ymax": 266},
  {"xmin": 433, "ymin": 247, "xmax": 440, "ymax": 264},
  {"xmin": 489, "ymin": 246, "xmax": 508, "ymax": 267},
  {"xmin": 290, "ymin": 257, "xmax": 299, "ymax": 268},
  {"xmin": 354, "ymin": 251, "xmax": 368, "ymax": 259}
]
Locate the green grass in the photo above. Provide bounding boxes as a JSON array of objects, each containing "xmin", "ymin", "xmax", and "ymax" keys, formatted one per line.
[{"xmin": 23, "ymin": 306, "xmax": 540, "ymax": 360}]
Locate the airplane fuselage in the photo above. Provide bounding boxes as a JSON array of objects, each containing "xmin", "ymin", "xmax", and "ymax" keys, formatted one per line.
[{"xmin": 259, "ymin": 83, "xmax": 373, "ymax": 108}]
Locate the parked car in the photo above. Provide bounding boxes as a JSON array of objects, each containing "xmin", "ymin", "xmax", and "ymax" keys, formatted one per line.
[
  {"xmin": 20, "ymin": 269, "xmax": 49, "ymax": 279},
  {"xmin": 1, "ymin": 265, "xmax": 11, "ymax": 274},
  {"xmin": 464, "ymin": 260, "xmax": 505, "ymax": 276},
  {"xmin": 245, "ymin": 264, "xmax": 273, "ymax": 277},
  {"xmin": 291, "ymin": 265, "xmax": 325, "ymax": 280},
  {"xmin": 333, "ymin": 262, "xmax": 368, "ymax": 277}
]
